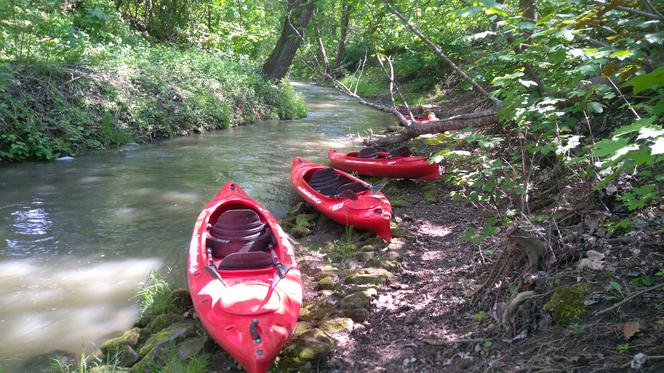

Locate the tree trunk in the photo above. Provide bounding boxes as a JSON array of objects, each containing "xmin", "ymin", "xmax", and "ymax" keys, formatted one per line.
[
  {"xmin": 315, "ymin": 23, "xmax": 329, "ymax": 74},
  {"xmin": 333, "ymin": 1, "xmax": 352, "ymax": 76},
  {"xmin": 262, "ymin": 0, "xmax": 316, "ymax": 80}
]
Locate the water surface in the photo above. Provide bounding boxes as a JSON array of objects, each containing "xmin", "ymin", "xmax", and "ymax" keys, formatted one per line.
[{"xmin": 0, "ymin": 82, "xmax": 392, "ymax": 369}]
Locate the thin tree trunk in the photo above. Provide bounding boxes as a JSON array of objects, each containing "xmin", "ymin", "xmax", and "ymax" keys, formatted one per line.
[
  {"xmin": 315, "ymin": 24, "xmax": 329, "ymax": 74},
  {"xmin": 382, "ymin": 0, "xmax": 500, "ymax": 106},
  {"xmin": 333, "ymin": 1, "xmax": 352, "ymax": 76},
  {"xmin": 262, "ymin": 0, "xmax": 316, "ymax": 80}
]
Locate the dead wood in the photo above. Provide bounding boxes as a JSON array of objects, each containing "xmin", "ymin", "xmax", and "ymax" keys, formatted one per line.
[
  {"xmin": 364, "ymin": 108, "xmax": 498, "ymax": 146},
  {"xmin": 506, "ymin": 227, "xmax": 547, "ymax": 272}
]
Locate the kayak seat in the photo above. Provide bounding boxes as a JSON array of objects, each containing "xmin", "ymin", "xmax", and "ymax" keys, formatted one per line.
[
  {"xmin": 207, "ymin": 208, "xmax": 274, "ymax": 258},
  {"xmin": 388, "ymin": 146, "xmax": 413, "ymax": 158},
  {"xmin": 218, "ymin": 251, "xmax": 274, "ymax": 270},
  {"xmin": 357, "ymin": 147, "xmax": 378, "ymax": 158},
  {"xmin": 309, "ymin": 168, "xmax": 361, "ymax": 197},
  {"xmin": 336, "ymin": 181, "xmax": 368, "ymax": 195}
]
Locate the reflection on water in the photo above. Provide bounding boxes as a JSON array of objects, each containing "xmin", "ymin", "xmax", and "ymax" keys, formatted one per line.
[{"xmin": 0, "ymin": 82, "xmax": 392, "ymax": 369}]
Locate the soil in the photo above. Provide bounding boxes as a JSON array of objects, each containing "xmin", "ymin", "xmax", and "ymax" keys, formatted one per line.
[{"xmin": 290, "ymin": 179, "xmax": 664, "ymax": 373}]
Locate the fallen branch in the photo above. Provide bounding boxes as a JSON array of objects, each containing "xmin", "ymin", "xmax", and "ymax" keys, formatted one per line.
[
  {"xmin": 501, "ymin": 290, "xmax": 537, "ymax": 327},
  {"xmin": 364, "ymin": 108, "xmax": 498, "ymax": 146},
  {"xmin": 418, "ymin": 337, "xmax": 487, "ymax": 346},
  {"xmin": 594, "ymin": 282, "xmax": 664, "ymax": 316}
]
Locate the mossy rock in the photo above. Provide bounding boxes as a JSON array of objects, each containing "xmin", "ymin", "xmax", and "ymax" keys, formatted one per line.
[
  {"xmin": 341, "ymin": 288, "xmax": 377, "ymax": 310},
  {"xmin": 168, "ymin": 288, "xmax": 193, "ymax": 313},
  {"xmin": 105, "ymin": 344, "xmax": 139, "ymax": 367},
  {"xmin": 280, "ymin": 328, "xmax": 335, "ymax": 370},
  {"xmin": 292, "ymin": 321, "xmax": 314, "ymax": 338},
  {"xmin": 176, "ymin": 336, "xmax": 208, "ymax": 360},
  {"xmin": 544, "ymin": 283, "xmax": 590, "ymax": 325},
  {"xmin": 319, "ymin": 317, "xmax": 354, "ymax": 334},
  {"xmin": 139, "ymin": 313, "xmax": 185, "ymax": 342},
  {"xmin": 90, "ymin": 365, "xmax": 131, "ymax": 373},
  {"xmin": 138, "ymin": 321, "xmax": 196, "ymax": 357},
  {"xmin": 291, "ymin": 213, "xmax": 318, "ymax": 237},
  {"xmin": 317, "ymin": 276, "xmax": 336, "ymax": 290},
  {"xmin": 356, "ymin": 251, "xmax": 376, "ymax": 262},
  {"xmin": 342, "ymin": 308, "xmax": 370, "ymax": 322},
  {"xmin": 100, "ymin": 327, "xmax": 141, "ymax": 352},
  {"xmin": 299, "ymin": 299, "xmax": 337, "ymax": 322},
  {"xmin": 346, "ymin": 268, "xmax": 393, "ymax": 285}
]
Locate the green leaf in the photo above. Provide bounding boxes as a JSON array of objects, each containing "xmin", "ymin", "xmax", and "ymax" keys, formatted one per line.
[
  {"xmin": 587, "ymin": 101, "xmax": 604, "ymax": 113},
  {"xmin": 613, "ymin": 118, "xmax": 654, "ymax": 137},
  {"xmin": 592, "ymin": 137, "xmax": 629, "ymax": 157},
  {"xmin": 622, "ymin": 69, "xmax": 664, "ymax": 94},
  {"xmin": 459, "ymin": 228, "xmax": 477, "ymax": 243},
  {"xmin": 651, "ymin": 138, "xmax": 664, "ymax": 155},
  {"xmin": 610, "ymin": 50, "xmax": 633, "ymax": 60}
]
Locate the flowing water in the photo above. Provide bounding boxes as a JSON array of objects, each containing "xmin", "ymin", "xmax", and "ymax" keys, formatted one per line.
[{"xmin": 0, "ymin": 82, "xmax": 392, "ymax": 370}]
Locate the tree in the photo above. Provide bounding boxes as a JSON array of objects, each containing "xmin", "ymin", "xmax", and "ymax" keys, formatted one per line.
[{"xmin": 262, "ymin": 0, "xmax": 316, "ymax": 80}]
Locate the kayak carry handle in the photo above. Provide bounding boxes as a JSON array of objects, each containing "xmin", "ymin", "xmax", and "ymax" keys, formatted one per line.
[{"xmin": 250, "ymin": 319, "xmax": 262, "ymax": 344}]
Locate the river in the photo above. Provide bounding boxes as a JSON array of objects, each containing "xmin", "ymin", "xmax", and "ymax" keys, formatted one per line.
[{"xmin": 0, "ymin": 82, "xmax": 392, "ymax": 370}]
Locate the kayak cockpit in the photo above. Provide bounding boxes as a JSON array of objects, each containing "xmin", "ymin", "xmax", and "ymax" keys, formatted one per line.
[{"xmin": 306, "ymin": 167, "xmax": 368, "ymax": 198}]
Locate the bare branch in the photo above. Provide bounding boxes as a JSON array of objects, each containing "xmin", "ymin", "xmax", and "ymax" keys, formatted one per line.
[{"xmin": 382, "ymin": 0, "xmax": 500, "ymax": 106}]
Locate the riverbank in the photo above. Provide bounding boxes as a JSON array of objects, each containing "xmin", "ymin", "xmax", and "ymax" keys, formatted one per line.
[
  {"xmin": 0, "ymin": 2, "xmax": 306, "ymax": 162},
  {"xmin": 22, "ymin": 171, "xmax": 662, "ymax": 372}
]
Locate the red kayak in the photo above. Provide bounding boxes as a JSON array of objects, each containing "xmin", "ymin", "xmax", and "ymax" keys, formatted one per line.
[
  {"xmin": 328, "ymin": 148, "xmax": 439, "ymax": 180},
  {"xmin": 187, "ymin": 182, "xmax": 302, "ymax": 373},
  {"xmin": 291, "ymin": 157, "xmax": 392, "ymax": 241}
]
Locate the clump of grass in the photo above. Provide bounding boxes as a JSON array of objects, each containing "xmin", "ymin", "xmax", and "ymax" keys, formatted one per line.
[
  {"xmin": 137, "ymin": 271, "xmax": 173, "ymax": 318},
  {"xmin": 160, "ymin": 350, "xmax": 211, "ymax": 373}
]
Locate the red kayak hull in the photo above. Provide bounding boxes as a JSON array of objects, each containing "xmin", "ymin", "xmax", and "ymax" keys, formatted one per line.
[
  {"xmin": 290, "ymin": 157, "xmax": 392, "ymax": 241},
  {"xmin": 187, "ymin": 182, "xmax": 302, "ymax": 373},
  {"xmin": 328, "ymin": 150, "xmax": 439, "ymax": 180}
]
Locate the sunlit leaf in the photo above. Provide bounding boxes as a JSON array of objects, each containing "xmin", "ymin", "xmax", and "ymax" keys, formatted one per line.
[
  {"xmin": 610, "ymin": 50, "xmax": 633, "ymax": 60},
  {"xmin": 651, "ymin": 138, "xmax": 664, "ymax": 155},
  {"xmin": 612, "ymin": 117, "xmax": 654, "ymax": 137},
  {"xmin": 588, "ymin": 101, "xmax": 604, "ymax": 113},
  {"xmin": 622, "ymin": 69, "xmax": 664, "ymax": 94}
]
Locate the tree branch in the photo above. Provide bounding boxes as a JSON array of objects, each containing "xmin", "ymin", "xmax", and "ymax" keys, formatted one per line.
[
  {"xmin": 591, "ymin": 0, "xmax": 664, "ymax": 21},
  {"xmin": 382, "ymin": 0, "xmax": 501, "ymax": 107}
]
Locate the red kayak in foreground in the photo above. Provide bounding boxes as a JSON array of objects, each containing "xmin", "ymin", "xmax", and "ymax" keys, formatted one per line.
[
  {"xmin": 187, "ymin": 182, "xmax": 302, "ymax": 373},
  {"xmin": 291, "ymin": 157, "xmax": 392, "ymax": 241},
  {"xmin": 328, "ymin": 148, "xmax": 439, "ymax": 180}
]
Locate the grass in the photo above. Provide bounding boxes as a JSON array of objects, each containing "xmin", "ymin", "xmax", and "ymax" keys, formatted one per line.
[
  {"xmin": 136, "ymin": 271, "xmax": 173, "ymax": 318},
  {"xmin": 0, "ymin": 1, "xmax": 307, "ymax": 162}
]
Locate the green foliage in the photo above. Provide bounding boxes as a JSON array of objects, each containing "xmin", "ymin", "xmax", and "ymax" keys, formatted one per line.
[
  {"xmin": 160, "ymin": 349, "xmax": 211, "ymax": 373},
  {"xmin": 474, "ymin": 310, "xmax": 488, "ymax": 323},
  {"xmin": 616, "ymin": 343, "xmax": 630, "ymax": 354},
  {"xmin": 137, "ymin": 271, "xmax": 172, "ymax": 318},
  {"xmin": 544, "ymin": 283, "xmax": 589, "ymax": 325}
]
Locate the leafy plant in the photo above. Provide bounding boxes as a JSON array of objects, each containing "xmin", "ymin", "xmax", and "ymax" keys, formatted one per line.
[
  {"xmin": 474, "ymin": 310, "xmax": 488, "ymax": 323},
  {"xmin": 617, "ymin": 343, "xmax": 630, "ymax": 353}
]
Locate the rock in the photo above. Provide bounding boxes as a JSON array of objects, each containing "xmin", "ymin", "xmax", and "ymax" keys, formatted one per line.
[
  {"xmin": 317, "ymin": 276, "xmax": 336, "ymax": 290},
  {"xmin": 90, "ymin": 365, "xmax": 131, "ymax": 373},
  {"xmin": 577, "ymin": 250, "xmax": 606, "ymax": 271},
  {"xmin": 299, "ymin": 299, "xmax": 337, "ymax": 321},
  {"xmin": 177, "ymin": 336, "xmax": 208, "ymax": 360},
  {"xmin": 168, "ymin": 288, "xmax": 193, "ymax": 313},
  {"xmin": 319, "ymin": 317, "xmax": 354, "ymax": 334},
  {"xmin": 140, "ymin": 313, "xmax": 186, "ymax": 342},
  {"xmin": 544, "ymin": 283, "xmax": 589, "ymax": 325},
  {"xmin": 100, "ymin": 327, "xmax": 141, "ymax": 352},
  {"xmin": 341, "ymin": 288, "xmax": 377, "ymax": 310},
  {"xmin": 108, "ymin": 345, "xmax": 139, "ymax": 367},
  {"xmin": 357, "ymin": 251, "xmax": 375, "ymax": 262},
  {"xmin": 21, "ymin": 351, "xmax": 76, "ymax": 373},
  {"xmin": 280, "ymin": 328, "xmax": 335, "ymax": 370},
  {"xmin": 138, "ymin": 321, "xmax": 197, "ymax": 357},
  {"xmin": 346, "ymin": 268, "xmax": 393, "ymax": 285}
]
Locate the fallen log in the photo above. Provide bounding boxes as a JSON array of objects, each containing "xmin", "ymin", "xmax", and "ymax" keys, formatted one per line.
[{"xmin": 364, "ymin": 108, "xmax": 498, "ymax": 146}]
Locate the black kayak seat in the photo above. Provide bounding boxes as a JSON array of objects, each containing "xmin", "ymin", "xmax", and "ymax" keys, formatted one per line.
[
  {"xmin": 308, "ymin": 168, "xmax": 368, "ymax": 197},
  {"xmin": 218, "ymin": 251, "xmax": 274, "ymax": 270},
  {"xmin": 356, "ymin": 147, "xmax": 378, "ymax": 158},
  {"xmin": 207, "ymin": 208, "xmax": 274, "ymax": 258},
  {"xmin": 388, "ymin": 146, "xmax": 413, "ymax": 158}
]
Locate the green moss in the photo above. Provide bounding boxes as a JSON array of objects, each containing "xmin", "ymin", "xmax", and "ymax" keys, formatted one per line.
[
  {"xmin": 423, "ymin": 188, "xmax": 439, "ymax": 202},
  {"xmin": 544, "ymin": 283, "xmax": 590, "ymax": 325},
  {"xmin": 346, "ymin": 268, "xmax": 393, "ymax": 285},
  {"xmin": 279, "ymin": 329, "xmax": 335, "ymax": 370},
  {"xmin": 391, "ymin": 198, "xmax": 412, "ymax": 207},
  {"xmin": 100, "ymin": 327, "xmax": 141, "ymax": 351},
  {"xmin": 319, "ymin": 317, "xmax": 354, "ymax": 334},
  {"xmin": 317, "ymin": 276, "xmax": 336, "ymax": 290}
]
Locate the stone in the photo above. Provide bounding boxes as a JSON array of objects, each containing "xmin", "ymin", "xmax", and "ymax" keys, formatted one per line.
[
  {"xmin": 357, "ymin": 251, "xmax": 375, "ymax": 262},
  {"xmin": 391, "ymin": 198, "xmax": 412, "ymax": 207},
  {"xmin": 138, "ymin": 321, "xmax": 197, "ymax": 357},
  {"xmin": 319, "ymin": 317, "xmax": 354, "ymax": 334},
  {"xmin": 140, "ymin": 313, "xmax": 185, "ymax": 342},
  {"xmin": 342, "ymin": 308, "xmax": 370, "ymax": 322},
  {"xmin": 544, "ymin": 283, "xmax": 590, "ymax": 325},
  {"xmin": 299, "ymin": 299, "xmax": 337, "ymax": 321},
  {"xmin": 280, "ymin": 328, "xmax": 335, "ymax": 370},
  {"xmin": 168, "ymin": 288, "xmax": 193, "ymax": 313},
  {"xmin": 345, "ymin": 267, "xmax": 393, "ymax": 285},
  {"xmin": 100, "ymin": 327, "xmax": 141, "ymax": 352},
  {"xmin": 107, "ymin": 344, "xmax": 139, "ymax": 367},
  {"xmin": 176, "ymin": 336, "xmax": 208, "ymax": 360},
  {"xmin": 341, "ymin": 288, "xmax": 377, "ymax": 310},
  {"xmin": 317, "ymin": 276, "xmax": 336, "ymax": 290}
]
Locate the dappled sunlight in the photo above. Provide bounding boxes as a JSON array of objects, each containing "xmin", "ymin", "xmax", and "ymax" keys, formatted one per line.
[{"xmin": 0, "ymin": 257, "xmax": 161, "ymax": 365}]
